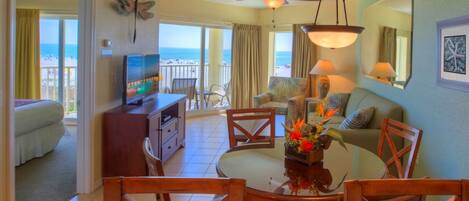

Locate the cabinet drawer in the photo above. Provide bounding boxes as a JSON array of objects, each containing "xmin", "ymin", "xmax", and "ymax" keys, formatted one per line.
[
  {"xmin": 162, "ymin": 135, "xmax": 178, "ymax": 162},
  {"xmin": 161, "ymin": 118, "xmax": 178, "ymax": 143}
]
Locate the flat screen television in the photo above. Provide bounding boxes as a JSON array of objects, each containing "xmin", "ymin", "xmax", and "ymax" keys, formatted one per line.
[{"xmin": 123, "ymin": 54, "xmax": 160, "ymax": 105}]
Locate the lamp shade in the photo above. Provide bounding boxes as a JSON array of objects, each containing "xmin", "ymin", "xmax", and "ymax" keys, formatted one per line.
[
  {"xmin": 369, "ymin": 62, "xmax": 396, "ymax": 78},
  {"xmin": 310, "ymin": 60, "xmax": 336, "ymax": 75},
  {"xmin": 302, "ymin": 25, "xmax": 364, "ymax": 49},
  {"xmin": 263, "ymin": 0, "xmax": 285, "ymax": 9}
]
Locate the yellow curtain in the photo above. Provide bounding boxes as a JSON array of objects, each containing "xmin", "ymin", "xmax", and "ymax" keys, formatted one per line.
[
  {"xmin": 231, "ymin": 24, "xmax": 262, "ymax": 109},
  {"xmin": 15, "ymin": 9, "xmax": 41, "ymax": 99},
  {"xmin": 291, "ymin": 24, "xmax": 318, "ymax": 98}
]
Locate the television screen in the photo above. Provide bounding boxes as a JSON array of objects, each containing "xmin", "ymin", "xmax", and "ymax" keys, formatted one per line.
[
  {"xmin": 124, "ymin": 55, "xmax": 146, "ymax": 104},
  {"xmin": 143, "ymin": 54, "xmax": 160, "ymax": 96},
  {"xmin": 123, "ymin": 54, "xmax": 160, "ymax": 105}
]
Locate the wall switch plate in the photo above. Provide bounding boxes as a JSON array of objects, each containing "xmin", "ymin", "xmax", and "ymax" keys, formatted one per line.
[{"xmin": 101, "ymin": 49, "xmax": 112, "ymax": 57}]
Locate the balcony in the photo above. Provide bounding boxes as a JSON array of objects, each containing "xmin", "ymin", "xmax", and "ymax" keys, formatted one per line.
[
  {"xmin": 160, "ymin": 63, "xmax": 232, "ymax": 111},
  {"xmin": 40, "ymin": 66, "xmax": 77, "ymax": 115}
]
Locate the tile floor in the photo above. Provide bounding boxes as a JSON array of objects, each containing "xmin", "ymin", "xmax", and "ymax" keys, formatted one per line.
[{"xmin": 73, "ymin": 114, "xmax": 234, "ymax": 201}]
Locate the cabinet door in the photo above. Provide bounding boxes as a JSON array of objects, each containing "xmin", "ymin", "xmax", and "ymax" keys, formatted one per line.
[
  {"xmin": 148, "ymin": 114, "xmax": 161, "ymax": 158},
  {"xmin": 177, "ymin": 99, "xmax": 186, "ymax": 147}
]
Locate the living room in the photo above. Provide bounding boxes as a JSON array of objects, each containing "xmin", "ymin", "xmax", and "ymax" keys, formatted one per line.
[{"xmin": 1, "ymin": 0, "xmax": 469, "ymax": 201}]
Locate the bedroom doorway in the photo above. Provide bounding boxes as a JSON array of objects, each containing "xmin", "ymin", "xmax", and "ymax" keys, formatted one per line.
[{"xmin": 14, "ymin": 2, "xmax": 80, "ymax": 201}]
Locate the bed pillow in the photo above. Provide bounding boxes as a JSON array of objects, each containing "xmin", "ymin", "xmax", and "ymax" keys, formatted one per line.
[{"xmin": 339, "ymin": 107, "xmax": 375, "ymax": 129}]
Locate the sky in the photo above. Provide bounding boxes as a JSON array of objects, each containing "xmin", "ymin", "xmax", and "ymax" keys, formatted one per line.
[
  {"xmin": 160, "ymin": 24, "xmax": 292, "ymax": 52},
  {"xmin": 40, "ymin": 19, "xmax": 79, "ymax": 45}
]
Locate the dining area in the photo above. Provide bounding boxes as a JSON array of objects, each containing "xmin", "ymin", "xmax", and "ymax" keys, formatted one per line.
[{"xmin": 103, "ymin": 109, "xmax": 468, "ymax": 201}]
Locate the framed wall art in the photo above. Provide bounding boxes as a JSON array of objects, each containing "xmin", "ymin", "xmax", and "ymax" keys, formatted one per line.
[{"xmin": 437, "ymin": 15, "xmax": 469, "ymax": 92}]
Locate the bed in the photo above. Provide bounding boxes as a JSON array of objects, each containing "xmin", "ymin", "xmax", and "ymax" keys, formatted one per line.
[{"xmin": 15, "ymin": 100, "xmax": 66, "ymax": 166}]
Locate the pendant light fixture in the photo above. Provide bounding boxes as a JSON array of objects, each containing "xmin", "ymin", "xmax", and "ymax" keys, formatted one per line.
[
  {"xmin": 263, "ymin": 0, "xmax": 285, "ymax": 9},
  {"xmin": 302, "ymin": 0, "xmax": 364, "ymax": 49}
]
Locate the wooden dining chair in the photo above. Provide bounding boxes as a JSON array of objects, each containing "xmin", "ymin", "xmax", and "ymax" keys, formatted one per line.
[
  {"xmin": 344, "ymin": 179, "xmax": 469, "ymax": 201},
  {"xmin": 378, "ymin": 118, "xmax": 423, "ymax": 178},
  {"xmin": 104, "ymin": 177, "xmax": 246, "ymax": 201},
  {"xmin": 226, "ymin": 108, "xmax": 276, "ymax": 149},
  {"xmin": 143, "ymin": 137, "xmax": 170, "ymax": 201}
]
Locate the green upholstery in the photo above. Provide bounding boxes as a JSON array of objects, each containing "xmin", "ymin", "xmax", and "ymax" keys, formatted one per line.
[
  {"xmin": 306, "ymin": 88, "xmax": 404, "ymax": 155},
  {"xmin": 254, "ymin": 77, "xmax": 306, "ymax": 118}
]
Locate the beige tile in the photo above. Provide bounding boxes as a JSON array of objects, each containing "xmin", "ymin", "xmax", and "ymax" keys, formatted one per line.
[
  {"xmin": 180, "ymin": 163, "xmax": 210, "ymax": 174},
  {"xmin": 189, "ymin": 155, "xmax": 216, "ymax": 164}
]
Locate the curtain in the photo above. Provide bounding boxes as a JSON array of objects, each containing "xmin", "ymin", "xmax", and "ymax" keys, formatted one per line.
[
  {"xmin": 15, "ymin": 9, "xmax": 41, "ymax": 99},
  {"xmin": 291, "ymin": 24, "xmax": 318, "ymax": 98},
  {"xmin": 379, "ymin": 26, "xmax": 397, "ymax": 69},
  {"xmin": 231, "ymin": 24, "xmax": 262, "ymax": 109}
]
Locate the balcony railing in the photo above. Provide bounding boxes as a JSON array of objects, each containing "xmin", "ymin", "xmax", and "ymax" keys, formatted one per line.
[{"xmin": 40, "ymin": 66, "xmax": 77, "ymax": 114}]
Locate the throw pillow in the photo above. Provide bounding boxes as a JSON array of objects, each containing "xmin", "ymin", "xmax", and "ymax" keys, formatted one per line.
[
  {"xmin": 339, "ymin": 107, "xmax": 375, "ymax": 129},
  {"xmin": 326, "ymin": 93, "xmax": 350, "ymax": 116}
]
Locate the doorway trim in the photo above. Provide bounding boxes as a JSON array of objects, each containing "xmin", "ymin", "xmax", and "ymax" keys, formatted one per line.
[{"xmin": 77, "ymin": 0, "xmax": 97, "ymax": 194}]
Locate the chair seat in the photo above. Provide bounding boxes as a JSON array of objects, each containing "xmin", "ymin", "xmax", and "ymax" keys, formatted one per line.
[{"xmin": 260, "ymin": 102, "xmax": 288, "ymax": 114}]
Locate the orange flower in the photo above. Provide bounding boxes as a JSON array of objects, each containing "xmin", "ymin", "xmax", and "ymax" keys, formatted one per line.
[
  {"xmin": 316, "ymin": 102, "xmax": 325, "ymax": 117},
  {"xmin": 293, "ymin": 119, "xmax": 305, "ymax": 131},
  {"xmin": 324, "ymin": 108, "xmax": 338, "ymax": 119},
  {"xmin": 289, "ymin": 130, "xmax": 302, "ymax": 141},
  {"xmin": 300, "ymin": 138, "xmax": 315, "ymax": 153}
]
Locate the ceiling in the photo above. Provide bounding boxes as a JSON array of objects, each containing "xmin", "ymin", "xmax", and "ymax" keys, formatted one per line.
[
  {"xmin": 205, "ymin": 0, "xmax": 317, "ymax": 9},
  {"xmin": 377, "ymin": 0, "xmax": 412, "ymax": 14}
]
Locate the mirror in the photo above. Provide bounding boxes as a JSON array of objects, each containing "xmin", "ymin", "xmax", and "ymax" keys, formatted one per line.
[{"xmin": 361, "ymin": 0, "xmax": 413, "ymax": 89}]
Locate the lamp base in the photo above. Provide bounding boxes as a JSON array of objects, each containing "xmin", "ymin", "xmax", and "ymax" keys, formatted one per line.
[{"xmin": 318, "ymin": 75, "xmax": 330, "ymax": 100}]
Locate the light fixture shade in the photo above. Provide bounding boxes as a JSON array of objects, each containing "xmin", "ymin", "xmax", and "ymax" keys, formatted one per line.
[
  {"xmin": 310, "ymin": 60, "xmax": 336, "ymax": 75},
  {"xmin": 263, "ymin": 0, "xmax": 285, "ymax": 9},
  {"xmin": 369, "ymin": 62, "xmax": 397, "ymax": 78},
  {"xmin": 302, "ymin": 25, "xmax": 365, "ymax": 49}
]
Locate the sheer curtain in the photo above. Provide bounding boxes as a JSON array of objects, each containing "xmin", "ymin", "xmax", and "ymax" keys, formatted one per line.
[
  {"xmin": 231, "ymin": 24, "xmax": 262, "ymax": 109},
  {"xmin": 291, "ymin": 24, "xmax": 318, "ymax": 98},
  {"xmin": 15, "ymin": 9, "xmax": 41, "ymax": 99}
]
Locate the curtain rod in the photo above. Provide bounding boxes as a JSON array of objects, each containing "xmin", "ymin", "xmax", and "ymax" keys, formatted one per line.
[
  {"xmin": 40, "ymin": 9, "xmax": 78, "ymax": 16},
  {"xmin": 160, "ymin": 14, "xmax": 235, "ymax": 28}
]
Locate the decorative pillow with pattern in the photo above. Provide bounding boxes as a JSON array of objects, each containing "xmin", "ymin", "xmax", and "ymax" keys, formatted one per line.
[
  {"xmin": 326, "ymin": 93, "xmax": 350, "ymax": 116},
  {"xmin": 339, "ymin": 107, "xmax": 375, "ymax": 129}
]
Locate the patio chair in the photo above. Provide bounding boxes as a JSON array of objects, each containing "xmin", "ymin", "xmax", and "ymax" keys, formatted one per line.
[{"xmin": 171, "ymin": 78, "xmax": 199, "ymax": 110}]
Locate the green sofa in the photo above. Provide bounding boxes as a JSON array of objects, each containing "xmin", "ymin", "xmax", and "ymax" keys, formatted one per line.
[{"xmin": 306, "ymin": 88, "xmax": 404, "ymax": 154}]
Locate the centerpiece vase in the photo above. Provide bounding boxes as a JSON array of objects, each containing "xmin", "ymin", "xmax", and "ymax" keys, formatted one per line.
[{"xmin": 284, "ymin": 144, "xmax": 324, "ymax": 166}]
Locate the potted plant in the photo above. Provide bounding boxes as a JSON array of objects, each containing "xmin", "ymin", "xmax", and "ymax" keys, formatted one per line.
[{"xmin": 283, "ymin": 102, "xmax": 346, "ymax": 166}]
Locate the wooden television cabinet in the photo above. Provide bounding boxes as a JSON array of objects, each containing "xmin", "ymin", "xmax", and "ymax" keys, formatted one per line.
[{"xmin": 102, "ymin": 93, "xmax": 187, "ymax": 177}]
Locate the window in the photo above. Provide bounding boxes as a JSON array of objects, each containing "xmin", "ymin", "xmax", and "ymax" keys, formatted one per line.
[
  {"xmin": 395, "ymin": 35, "xmax": 409, "ymax": 82},
  {"xmin": 40, "ymin": 16, "xmax": 78, "ymax": 115},
  {"xmin": 159, "ymin": 23, "xmax": 232, "ymax": 111},
  {"xmin": 273, "ymin": 32, "xmax": 293, "ymax": 77}
]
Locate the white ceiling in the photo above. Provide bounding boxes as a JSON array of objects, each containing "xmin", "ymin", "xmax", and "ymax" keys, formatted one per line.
[
  {"xmin": 377, "ymin": 0, "xmax": 412, "ymax": 14},
  {"xmin": 206, "ymin": 0, "xmax": 317, "ymax": 9}
]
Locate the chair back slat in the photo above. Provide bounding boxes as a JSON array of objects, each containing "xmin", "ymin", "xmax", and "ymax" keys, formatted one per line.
[
  {"xmin": 104, "ymin": 177, "xmax": 246, "ymax": 201},
  {"xmin": 378, "ymin": 118, "xmax": 423, "ymax": 178},
  {"xmin": 226, "ymin": 108, "xmax": 276, "ymax": 149},
  {"xmin": 344, "ymin": 179, "xmax": 469, "ymax": 201},
  {"xmin": 143, "ymin": 138, "xmax": 170, "ymax": 201}
]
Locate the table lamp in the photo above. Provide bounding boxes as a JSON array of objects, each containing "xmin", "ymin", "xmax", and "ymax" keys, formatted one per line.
[
  {"xmin": 310, "ymin": 60, "xmax": 336, "ymax": 99},
  {"xmin": 369, "ymin": 62, "xmax": 396, "ymax": 84}
]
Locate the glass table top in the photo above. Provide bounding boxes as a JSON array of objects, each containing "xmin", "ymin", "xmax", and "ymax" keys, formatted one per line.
[{"xmin": 217, "ymin": 139, "xmax": 386, "ymax": 197}]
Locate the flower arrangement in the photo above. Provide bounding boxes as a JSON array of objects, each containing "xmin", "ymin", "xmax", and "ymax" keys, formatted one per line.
[{"xmin": 283, "ymin": 101, "xmax": 346, "ymax": 165}]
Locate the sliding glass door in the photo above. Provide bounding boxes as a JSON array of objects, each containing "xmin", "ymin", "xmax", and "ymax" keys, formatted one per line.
[
  {"xmin": 159, "ymin": 23, "xmax": 232, "ymax": 112},
  {"xmin": 40, "ymin": 16, "xmax": 78, "ymax": 116}
]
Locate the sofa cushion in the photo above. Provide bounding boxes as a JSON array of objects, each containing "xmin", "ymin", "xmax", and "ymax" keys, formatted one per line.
[
  {"xmin": 308, "ymin": 114, "xmax": 345, "ymax": 125},
  {"xmin": 326, "ymin": 93, "xmax": 350, "ymax": 116},
  {"xmin": 260, "ymin": 102, "xmax": 288, "ymax": 114},
  {"xmin": 339, "ymin": 107, "xmax": 375, "ymax": 129},
  {"xmin": 345, "ymin": 88, "xmax": 403, "ymax": 129},
  {"xmin": 268, "ymin": 77, "xmax": 306, "ymax": 102}
]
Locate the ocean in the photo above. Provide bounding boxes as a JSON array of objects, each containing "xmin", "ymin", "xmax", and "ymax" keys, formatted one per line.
[{"xmin": 40, "ymin": 45, "xmax": 292, "ymax": 66}]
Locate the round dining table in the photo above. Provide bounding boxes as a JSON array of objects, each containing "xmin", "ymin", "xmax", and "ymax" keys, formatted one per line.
[{"xmin": 216, "ymin": 139, "xmax": 387, "ymax": 201}]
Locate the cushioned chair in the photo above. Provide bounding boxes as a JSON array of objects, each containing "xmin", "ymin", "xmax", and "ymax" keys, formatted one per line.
[
  {"xmin": 254, "ymin": 77, "xmax": 306, "ymax": 120},
  {"xmin": 306, "ymin": 88, "xmax": 404, "ymax": 155}
]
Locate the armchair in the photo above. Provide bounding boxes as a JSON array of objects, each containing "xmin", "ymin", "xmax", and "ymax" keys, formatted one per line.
[{"xmin": 253, "ymin": 77, "xmax": 307, "ymax": 122}]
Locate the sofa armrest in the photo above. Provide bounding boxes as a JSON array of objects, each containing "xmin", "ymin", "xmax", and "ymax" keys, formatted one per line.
[
  {"xmin": 287, "ymin": 95, "xmax": 305, "ymax": 122},
  {"xmin": 253, "ymin": 92, "xmax": 273, "ymax": 108}
]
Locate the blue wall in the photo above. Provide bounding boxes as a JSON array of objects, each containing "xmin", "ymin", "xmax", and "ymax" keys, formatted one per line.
[{"xmin": 357, "ymin": 0, "xmax": 469, "ymax": 178}]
